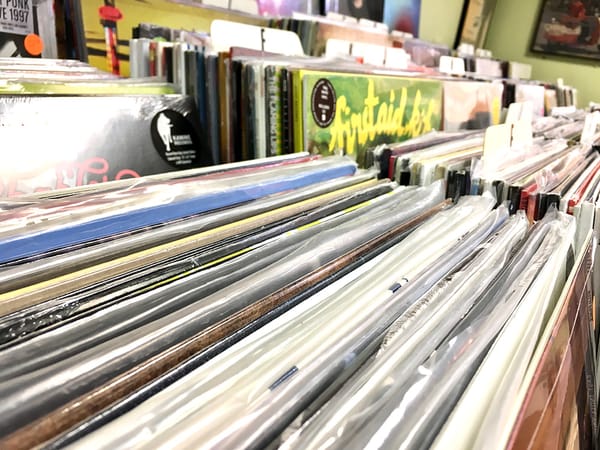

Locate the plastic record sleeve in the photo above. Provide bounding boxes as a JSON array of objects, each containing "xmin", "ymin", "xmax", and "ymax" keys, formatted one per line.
[
  {"xmin": 281, "ymin": 208, "xmax": 529, "ymax": 450},
  {"xmin": 0, "ymin": 181, "xmax": 404, "ymax": 379},
  {"xmin": 0, "ymin": 171, "xmax": 376, "ymax": 292},
  {"xmin": 0, "ymin": 181, "xmax": 446, "ymax": 437},
  {"xmin": 435, "ymin": 210, "xmax": 576, "ymax": 450},
  {"xmin": 7, "ymin": 152, "xmax": 317, "ymax": 202},
  {"xmin": 0, "ymin": 157, "xmax": 357, "ymax": 263},
  {"xmin": 0, "ymin": 181, "xmax": 391, "ymax": 347},
  {"xmin": 8, "ymin": 199, "xmax": 452, "ymax": 450},
  {"xmin": 339, "ymin": 210, "xmax": 575, "ymax": 450},
  {"xmin": 0, "ymin": 176, "xmax": 376, "ymax": 317},
  {"xmin": 65, "ymin": 194, "xmax": 500, "ymax": 450}
]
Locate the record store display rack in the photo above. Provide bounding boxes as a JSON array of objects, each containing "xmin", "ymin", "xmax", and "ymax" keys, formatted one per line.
[
  {"xmin": 0, "ymin": 117, "xmax": 599, "ymax": 449},
  {"xmin": 0, "ymin": 3, "xmax": 598, "ymax": 450}
]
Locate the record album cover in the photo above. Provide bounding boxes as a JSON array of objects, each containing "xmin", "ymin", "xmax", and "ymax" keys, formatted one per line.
[
  {"xmin": 443, "ymin": 80, "xmax": 503, "ymax": 132},
  {"xmin": 0, "ymin": 94, "xmax": 211, "ymax": 197},
  {"xmin": 76, "ymin": 0, "xmax": 265, "ymax": 76},
  {"xmin": 294, "ymin": 70, "xmax": 443, "ymax": 167}
]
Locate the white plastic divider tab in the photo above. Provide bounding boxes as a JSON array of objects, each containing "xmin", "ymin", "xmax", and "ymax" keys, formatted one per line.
[
  {"xmin": 457, "ymin": 42, "xmax": 475, "ymax": 56},
  {"xmin": 325, "ymin": 38, "xmax": 352, "ymax": 58},
  {"xmin": 508, "ymin": 61, "xmax": 532, "ymax": 80},
  {"xmin": 482, "ymin": 119, "xmax": 533, "ymax": 176},
  {"xmin": 210, "ymin": 20, "xmax": 305, "ymax": 56},
  {"xmin": 505, "ymin": 101, "xmax": 533, "ymax": 125},
  {"xmin": 384, "ymin": 47, "xmax": 409, "ymax": 70},
  {"xmin": 439, "ymin": 56, "xmax": 466, "ymax": 76},
  {"xmin": 475, "ymin": 48, "xmax": 492, "ymax": 58},
  {"xmin": 482, "ymin": 123, "xmax": 513, "ymax": 177},
  {"xmin": 581, "ymin": 111, "xmax": 600, "ymax": 146},
  {"xmin": 511, "ymin": 120, "xmax": 534, "ymax": 148},
  {"xmin": 439, "ymin": 55, "xmax": 453, "ymax": 74},
  {"xmin": 451, "ymin": 56, "xmax": 466, "ymax": 75},
  {"xmin": 351, "ymin": 41, "xmax": 386, "ymax": 66}
]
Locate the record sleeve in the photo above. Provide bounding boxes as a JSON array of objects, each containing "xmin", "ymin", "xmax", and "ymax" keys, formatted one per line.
[
  {"xmin": 60, "ymin": 195, "xmax": 498, "ymax": 450},
  {"xmin": 0, "ymin": 158, "xmax": 357, "ymax": 263}
]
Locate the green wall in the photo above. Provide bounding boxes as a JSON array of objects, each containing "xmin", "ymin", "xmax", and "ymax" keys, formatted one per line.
[
  {"xmin": 485, "ymin": 0, "xmax": 600, "ymax": 107},
  {"xmin": 419, "ymin": 0, "xmax": 464, "ymax": 48}
]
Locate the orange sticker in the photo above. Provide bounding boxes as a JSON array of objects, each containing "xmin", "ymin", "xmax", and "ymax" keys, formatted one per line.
[{"xmin": 24, "ymin": 33, "xmax": 43, "ymax": 56}]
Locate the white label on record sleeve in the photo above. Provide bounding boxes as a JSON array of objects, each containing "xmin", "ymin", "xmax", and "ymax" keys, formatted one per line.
[{"xmin": 0, "ymin": 0, "xmax": 34, "ymax": 35}]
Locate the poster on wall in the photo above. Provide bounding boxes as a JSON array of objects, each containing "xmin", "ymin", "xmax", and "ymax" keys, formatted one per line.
[
  {"xmin": 383, "ymin": 0, "xmax": 421, "ymax": 35},
  {"xmin": 532, "ymin": 0, "xmax": 600, "ymax": 60}
]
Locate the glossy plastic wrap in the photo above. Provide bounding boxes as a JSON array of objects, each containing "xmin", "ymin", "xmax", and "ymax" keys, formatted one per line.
[
  {"xmin": 7, "ymin": 152, "xmax": 317, "ymax": 202},
  {"xmin": 443, "ymin": 209, "xmax": 576, "ymax": 450},
  {"xmin": 532, "ymin": 115, "xmax": 571, "ymax": 136},
  {"xmin": 0, "ymin": 180, "xmax": 388, "ymax": 345},
  {"xmin": 506, "ymin": 232, "xmax": 596, "ymax": 450},
  {"xmin": 0, "ymin": 179, "xmax": 379, "ymax": 318},
  {"xmin": 474, "ymin": 139, "xmax": 570, "ymax": 183},
  {"xmin": 0, "ymin": 182, "xmax": 446, "ymax": 436},
  {"xmin": 0, "ymin": 172, "xmax": 376, "ymax": 292},
  {"xmin": 66, "ymin": 194, "xmax": 500, "ymax": 450},
  {"xmin": 0, "ymin": 157, "xmax": 357, "ymax": 263},
  {"xmin": 326, "ymin": 209, "xmax": 574, "ymax": 450},
  {"xmin": 544, "ymin": 121, "xmax": 584, "ymax": 140},
  {"xmin": 0, "ymin": 181, "xmax": 411, "ymax": 379},
  {"xmin": 10, "ymin": 201, "xmax": 451, "ymax": 450},
  {"xmin": 282, "ymin": 209, "xmax": 528, "ymax": 450},
  {"xmin": 532, "ymin": 147, "xmax": 589, "ymax": 195}
]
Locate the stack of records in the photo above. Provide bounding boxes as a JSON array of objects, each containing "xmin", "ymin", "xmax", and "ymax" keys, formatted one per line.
[{"xmin": 0, "ymin": 146, "xmax": 596, "ymax": 448}]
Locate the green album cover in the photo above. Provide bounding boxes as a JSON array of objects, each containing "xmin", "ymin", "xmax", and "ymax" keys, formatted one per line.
[{"xmin": 296, "ymin": 70, "xmax": 443, "ymax": 167}]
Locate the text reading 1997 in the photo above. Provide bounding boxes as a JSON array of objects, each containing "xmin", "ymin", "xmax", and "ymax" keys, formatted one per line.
[{"xmin": 0, "ymin": 0, "xmax": 29, "ymax": 24}]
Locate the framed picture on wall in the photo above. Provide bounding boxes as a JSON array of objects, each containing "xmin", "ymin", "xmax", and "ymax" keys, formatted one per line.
[
  {"xmin": 455, "ymin": 0, "xmax": 499, "ymax": 48},
  {"xmin": 531, "ymin": 0, "xmax": 600, "ymax": 60}
]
